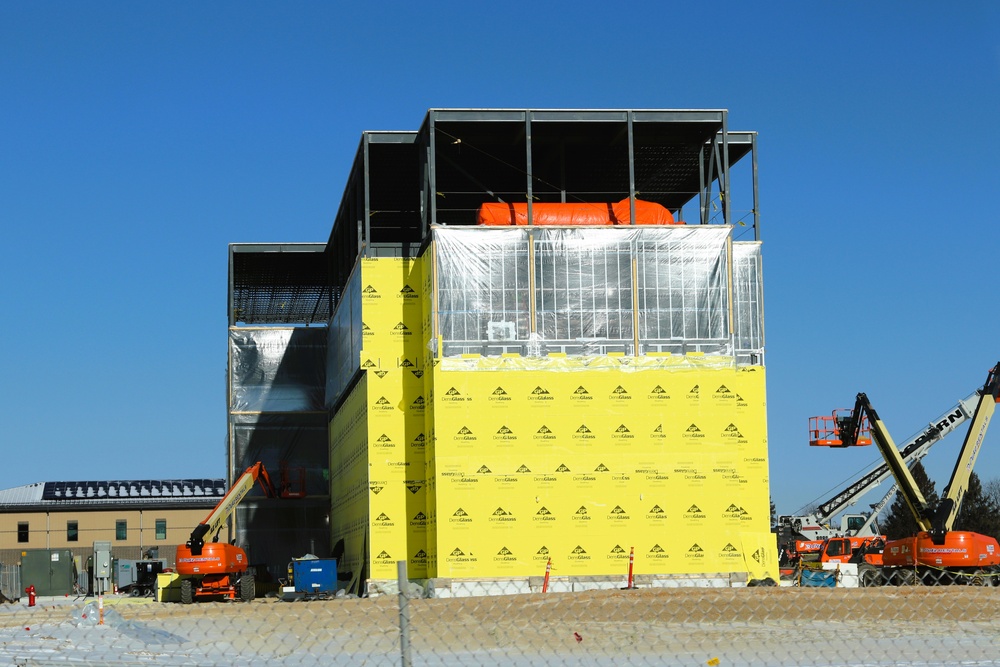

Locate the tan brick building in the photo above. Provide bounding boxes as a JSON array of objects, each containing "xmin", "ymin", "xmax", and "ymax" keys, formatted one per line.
[{"xmin": 0, "ymin": 479, "xmax": 224, "ymax": 566}]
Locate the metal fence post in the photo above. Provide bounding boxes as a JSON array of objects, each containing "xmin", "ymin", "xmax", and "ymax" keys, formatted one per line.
[{"xmin": 397, "ymin": 560, "xmax": 412, "ymax": 667}]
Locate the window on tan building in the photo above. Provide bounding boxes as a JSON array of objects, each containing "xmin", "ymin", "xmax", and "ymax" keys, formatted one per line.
[
  {"xmin": 155, "ymin": 519, "xmax": 166, "ymax": 540},
  {"xmin": 116, "ymin": 520, "xmax": 127, "ymax": 541},
  {"xmin": 67, "ymin": 521, "xmax": 79, "ymax": 542},
  {"xmin": 17, "ymin": 522, "xmax": 28, "ymax": 543}
]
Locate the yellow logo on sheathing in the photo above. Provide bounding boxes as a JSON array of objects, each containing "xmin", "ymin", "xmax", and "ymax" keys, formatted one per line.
[
  {"xmin": 534, "ymin": 425, "xmax": 556, "ymax": 441},
  {"xmin": 610, "ymin": 385, "xmax": 631, "ymax": 399},
  {"xmin": 647, "ymin": 505, "xmax": 667, "ymax": 519},
  {"xmin": 649, "ymin": 385, "xmax": 670, "ymax": 399},
  {"xmin": 687, "ymin": 544, "xmax": 705, "ymax": 557}
]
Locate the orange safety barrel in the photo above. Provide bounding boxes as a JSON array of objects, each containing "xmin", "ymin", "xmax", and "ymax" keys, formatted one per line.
[
  {"xmin": 477, "ymin": 199, "xmax": 679, "ymax": 226},
  {"xmin": 808, "ymin": 410, "xmax": 872, "ymax": 447}
]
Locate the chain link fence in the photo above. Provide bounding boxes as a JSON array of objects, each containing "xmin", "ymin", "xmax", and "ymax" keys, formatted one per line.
[
  {"xmin": 0, "ymin": 561, "xmax": 999, "ymax": 665},
  {"xmin": 0, "ymin": 564, "xmax": 20, "ymax": 604}
]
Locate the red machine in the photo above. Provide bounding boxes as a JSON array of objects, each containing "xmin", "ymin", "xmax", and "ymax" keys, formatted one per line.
[
  {"xmin": 815, "ymin": 536, "xmax": 884, "ymax": 566},
  {"xmin": 175, "ymin": 462, "xmax": 301, "ymax": 603},
  {"xmin": 812, "ymin": 362, "xmax": 1000, "ymax": 585},
  {"xmin": 882, "ymin": 530, "xmax": 999, "ymax": 569}
]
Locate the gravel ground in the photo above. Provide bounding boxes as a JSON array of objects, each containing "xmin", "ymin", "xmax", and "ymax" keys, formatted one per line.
[{"xmin": 0, "ymin": 588, "xmax": 998, "ymax": 666}]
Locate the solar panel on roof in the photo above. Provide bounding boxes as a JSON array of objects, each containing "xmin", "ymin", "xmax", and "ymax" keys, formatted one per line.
[{"xmin": 41, "ymin": 479, "xmax": 226, "ymax": 501}]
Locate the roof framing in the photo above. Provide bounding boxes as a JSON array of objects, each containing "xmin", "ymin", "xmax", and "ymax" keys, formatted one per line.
[{"xmin": 230, "ymin": 109, "xmax": 760, "ymax": 327}]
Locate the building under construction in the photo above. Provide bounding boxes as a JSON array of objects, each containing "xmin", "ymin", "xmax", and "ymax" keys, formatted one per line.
[{"xmin": 228, "ymin": 109, "xmax": 773, "ymax": 593}]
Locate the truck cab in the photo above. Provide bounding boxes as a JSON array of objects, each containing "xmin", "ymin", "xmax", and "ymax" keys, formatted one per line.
[{"xmin": 819, "ymin": 536, "xmax": 884, "ymax": 566}]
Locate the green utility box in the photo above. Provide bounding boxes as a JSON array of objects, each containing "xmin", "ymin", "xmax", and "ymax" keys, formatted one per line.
[{"xmin": 21, "ymin": 549, "xmax": 76, "ymax": 596}]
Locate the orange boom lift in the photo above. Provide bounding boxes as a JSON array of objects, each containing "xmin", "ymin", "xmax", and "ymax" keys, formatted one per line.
[
  {"xmin": 175, "ymin": 462, "xmax": 302, "ymax": 603},
  {"xmin": 812, "ymin": 362, "xmax": 1000, "ymax": 585}
]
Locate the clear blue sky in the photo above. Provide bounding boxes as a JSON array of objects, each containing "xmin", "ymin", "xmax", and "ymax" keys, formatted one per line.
[{"xmin": 2, "ymin": 2, "xmax": 999, "ymax": 518}]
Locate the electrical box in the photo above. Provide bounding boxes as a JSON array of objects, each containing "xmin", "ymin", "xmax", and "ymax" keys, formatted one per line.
[
  {"xmin": 93, "ymin": 541, "xmax": 112, "ymax": 593},
  {"xmin": 20, "ymin": 549, "xmax": 75, "ymax": 597}
]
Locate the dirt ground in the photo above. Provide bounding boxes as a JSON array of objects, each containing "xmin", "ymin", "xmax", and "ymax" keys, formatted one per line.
[{"xmin": 1, "ymin": 587, "xmax": 999, "ymax": 665}]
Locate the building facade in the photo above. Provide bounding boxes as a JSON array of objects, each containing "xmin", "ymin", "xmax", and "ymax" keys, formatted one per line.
[
  {"xmin": 0, "ymin": 479, "xmax": 225, "ymax": 565},
  {"xmin": 229, "ymin": 109, "xmax": 773, "ymax": 593}
]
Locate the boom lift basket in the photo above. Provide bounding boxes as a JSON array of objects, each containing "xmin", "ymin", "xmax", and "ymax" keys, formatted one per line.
[
  {"xmin": 809, "ymin": 409, "xmax": 872, "ymax": 447},
  {"xmin": 279, "ymin": 465, "xmax": 307, "ymax": 499}
]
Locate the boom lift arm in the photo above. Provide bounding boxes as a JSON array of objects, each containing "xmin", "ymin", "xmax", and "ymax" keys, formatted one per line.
[
  {"xmin": 835, "ymin": 362, "xmax": 1000, "ymax": 544},
  {"xmin": 813, "ymin": 393, "xmax": 978, "ymax": 521},
  {"xmin": 931, "ymin": 363, "xmax": 1000, "ymax": 540},
  {"xmin": 839, "ymin": 392, "xmax": 936, "ymax": 532},
  {"xmin": 186, "ymin": 462, "xmax": 278, "ymax": 556},
  {"xmin": 782, "ymin": 391, "xmax": 979, "ymax": 538}
]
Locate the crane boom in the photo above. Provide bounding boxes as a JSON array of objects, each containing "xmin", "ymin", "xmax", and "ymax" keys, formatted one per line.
[{"xmin": 854, "ymin": 483, "xmax": 897, "ymax": 536}]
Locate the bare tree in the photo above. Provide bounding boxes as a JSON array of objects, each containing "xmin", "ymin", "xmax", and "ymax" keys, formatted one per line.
[
  {"xmin": 984, "ymin": 478, "xmax": 1000, "ymax": 510},
  {"xmin": 954, "ymin": 472, "xmax": 1000, "ymax": 540}
]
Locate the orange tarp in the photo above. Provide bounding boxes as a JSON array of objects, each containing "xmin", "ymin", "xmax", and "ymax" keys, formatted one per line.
[{"xmin": 477, "ymin": 199, "xmax": 679, "ymax": 226}]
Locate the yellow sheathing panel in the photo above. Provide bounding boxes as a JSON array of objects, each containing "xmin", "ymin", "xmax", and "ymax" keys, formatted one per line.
[
  {"xmin": 329, "ymin": 373, "xmax": 370, "ymax": 592},
  {"xmin": 421, "ymin": 252, "xmax": 439, "ymax": 577},
  {"xmin": 342, "ymin": 252, "xmax": 776, "ymax": 583},
  {"xmin": 429, "ymin": 363, "xmax": 774, "ymax": 579},
  {"xmin": 360, "ymin": 257, "xmax": 425, "ymax": 372},
  {"xmin": 740, "ymin": 531, "xmax": 780, "ymax": 580},
  {"xmin": 361, "ymin": 257, "xmax": 428, "ymax": 579}
]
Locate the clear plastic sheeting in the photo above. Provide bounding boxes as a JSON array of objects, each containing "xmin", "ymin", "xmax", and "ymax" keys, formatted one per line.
[
  {"xmin": 435, "ymin": 228, "xmax": 531, "ymax": 354},
  {"xmin": 733, "ymin": 241, "xmax": 765, "ymax": 365},
  {"xmin": 325, "ymin": 265, "xmax": 364, "ymax": 410},
  {"xmin": 229, "ymin": 328, "xmax": 327, "ymax": 412},
  {"xmin": 535, "ymin": 229, "xmax": 636, "ymax": 354},
  {"xmin": 634, "ymin": 226, "xmax": 731, "ymax": 355},
  {"xmin": 433, "ymin": 225, "xmax": 752, "ymax": 362}
]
